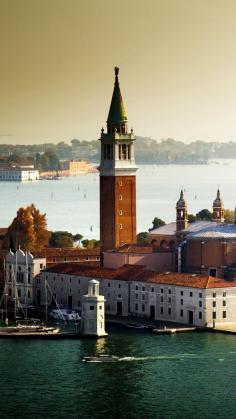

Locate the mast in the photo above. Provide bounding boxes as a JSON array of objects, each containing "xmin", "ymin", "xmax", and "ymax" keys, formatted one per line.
[{"xmin": 45, "ymin": 278, "xmax": 48, "ymax": 323}]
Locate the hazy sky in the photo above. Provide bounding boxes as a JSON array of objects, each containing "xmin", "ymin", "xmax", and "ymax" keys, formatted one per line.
[{"xmin": 1, "ymin": 0, "xmax": 236, "ymax": 144}]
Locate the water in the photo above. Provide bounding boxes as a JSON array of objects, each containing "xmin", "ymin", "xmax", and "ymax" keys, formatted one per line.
[
  {"xmin": 0, "ymin": 159, "xmax": 236, "ymax": 239},
  {"xmin": 0, "ymin": 327, "xmax": 236, "ymax": 418}
]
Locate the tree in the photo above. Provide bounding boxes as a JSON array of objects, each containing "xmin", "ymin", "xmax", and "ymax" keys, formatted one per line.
[
  {"xmin": 196, "ymin": 209, "xmax": 212, "ymax": 221},
  {"xmin": 149, "ymin": 217, "xmax": 166, "ymax": 231},
  {"xmin": 7, "ymin": 204, "xmax": 50, "ymax": 252},
  {"xmin": 137, "ymin": 232, "xmax": 149, "ymax": 245},
  {"xmin": 73, "ymin": 233, "xmax": 83, "ymax": 243},
  {"xmin": 82, "ymin": 239, "xmax": 100, "ymax": 249},
  {"xmin": 224, "ymin": 209, "xmax": 234, "ymax": 223},
  {"xmin": 49, "ymin": 231, "xmax": 74, "ymax": 248},
  {"xmin": 188, "ymin": 214, "xmax": 197, "ymax": 223}
]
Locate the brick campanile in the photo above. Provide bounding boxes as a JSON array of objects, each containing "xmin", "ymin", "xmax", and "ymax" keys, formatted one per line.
[{"xmin": 98, "ymin": 67, "xmax": 137, "ymax": 252}]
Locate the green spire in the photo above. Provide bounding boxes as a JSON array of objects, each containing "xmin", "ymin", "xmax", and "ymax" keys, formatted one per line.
[{"xmin": 107, "ymin": 67, "xmax": 127, "ymax": 124}]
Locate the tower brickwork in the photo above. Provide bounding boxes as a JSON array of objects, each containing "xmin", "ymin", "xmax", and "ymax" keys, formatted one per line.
[{"xmin": 99, "ymin": 68, "xmax": 137, "ymax": 252}]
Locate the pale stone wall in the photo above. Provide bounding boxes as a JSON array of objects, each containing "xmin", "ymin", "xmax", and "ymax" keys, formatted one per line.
[{"xmin": 205, "ymin": 287, "xmax": 236, "ymax": 328}]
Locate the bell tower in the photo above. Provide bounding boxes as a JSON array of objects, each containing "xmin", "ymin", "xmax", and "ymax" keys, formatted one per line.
[
  {"xmin": 176, "ymin": 190, "xmax": 188, "ymax": 232},
  {"xmin": 212, "ymin": 189, "xmax": 224, "ymax": 223},
  {"xmin": 99, "ymin": 67, "xmax": 137, "ymax": 252}
]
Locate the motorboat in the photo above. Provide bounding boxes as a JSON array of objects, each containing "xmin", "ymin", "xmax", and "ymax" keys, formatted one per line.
[
  {"xmin": 82, "ymin": 354, "xmax": 120, "ymax": 363},
  {"xmin": 49, "ymin": 308, "xmax": 81, "ymax": 321},
  {"xmin": 125, "ymin": 323, "xmax": 152, "ymax": 330}
]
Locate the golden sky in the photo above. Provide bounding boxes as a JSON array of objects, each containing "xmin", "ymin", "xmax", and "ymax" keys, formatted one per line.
[{"xmin": 1, "ymin": 0, "xmax": 236, "ymax": 144}]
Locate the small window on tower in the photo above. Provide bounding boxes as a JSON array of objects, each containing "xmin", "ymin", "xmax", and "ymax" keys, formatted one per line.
[
  {"xmin": 119, "ymin": 181, "xmax": 123, "ymax": 186},
  {"xmin": 119, "ymin": 210, "xmax": 123, "ymax": 216},
  {"xmin": 119, "ymin": 195, "xmax": 122, "ymax": 200},
  {"xmin": 120, "ymin": 224, "xmax": 123, "ymax": 229}
]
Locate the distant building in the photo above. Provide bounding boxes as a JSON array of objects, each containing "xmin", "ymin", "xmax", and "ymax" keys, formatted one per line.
[
  {"xmin": 60, "ymin": 160, "xmax": 95, "ymax": 175},
  {"xmin": 0, "ymin": 164, "xmax": 39, "ymax": 181}
]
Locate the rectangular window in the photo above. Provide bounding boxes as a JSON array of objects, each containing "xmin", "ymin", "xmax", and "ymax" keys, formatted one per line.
[
  {"xmin": 199, "ymin": 312, "xmax": 202, "ymax": 319},
  {"xmin": 119, "ymin": 224, "xmax": 123, "ymax": 229},
  {"xmin": 119, "ymin": 210, "xmax": 123, "ymax": 216},
  {"xmin": 118, "ymin": 284, "xmax": 121, "ymax": 288},
  {"xmin": 168, "ymin": 289, "xmax": 171, "ymax": 294},
  {"xmin": 160, "ymin": 307, "xmax": 163, "ymax": 314},
  {"xmin": 135, "ymin": 285, "xmax": 138, "ymax": 290},
  {"xmin": 180, "ymin": 299, "xmax": 183, "ymax": 305},
  {"xmin": 90, "ymin": 306, "xmax": 94, "ymax": 310},
  {"xmin": 180, "ymin": 309, "xmax": 183, "ymax": 317},
  {"xmin": 142, "ymin": 286, "xmax": 145, "ymax": 291},
  {"xmin": 223, "ymin": 300, "xmax": 226, "ymax": 306},
  {"xmin": 119, "ymin": 195, "xmax": 122, "ymax": 201},
  {"xmin": 168, "ymin": 308, "xmax": 171, "ymax": 315},
  {"xmin": 190, "ymin": 292, "xmax": 193, "ymax": 297},
  {"xmin": 151, "ymin": 287, "xmax": 154, "ymax": 292},
  {"xmin": 161, "ymin": 296, "xmax": 164, "ymax": 303},
  {"xmin": 212, "ymin": 312, "xmax": 216, "ymax": 319},
  {"xmin": 108, "ymin": 283, "xmax": 110, "ymax": 287},
  {"xmin": 199, "ymin": 292, "xmax": 202, "ymax": 298},
  {"xmin": 135, "ymin": 303, "xmax": 138, "ymax": 311},
  {"xmin": 223, "ymin": 291, "xmax": 226, "ymax": 297},
  {"xmin": 223, "ymin": 311, "xmax": 227, "ymax": 318},
  {"xmin": 199, "ymin": 301, "xmax": 202, "ymax": 308},
  {"xmin": 180, "ymin": 290, "xmax": 183, "ymax": 296},
  {"xmin": 212, "ymin": 301, "xmax": 216, "ymax": 308},
  {"xmin": 119, "ymin": 181, "xmax": 123, "ymax": 186},
  {"xmin": 142, "ymin": 304, "xmax": 145, "ymax": 312},
  {"xmin": 168, "ymin": 297, "xmax": 171, "ymax": 304},
  {"xmin": 107, "ymin": 304, "xmax": 110, "ymax": 311},
  {"xmin": 161, "ymin": 288, "xmax": 164, "ymax": 294},
  {"xmin": 142, "ymin": 294, "xmax": 145, "ymax": 300},
  {"xmin": 213, "ymin": 292, "xmax": 216, "ymax": 298}
]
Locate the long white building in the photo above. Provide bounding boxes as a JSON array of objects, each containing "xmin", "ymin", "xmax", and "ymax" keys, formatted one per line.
[
  {"xmin": 0, "ymin": 164, "xmax": 39, "ymax": 181},
  {"xmin": 36, "ymin": 263, "xmax": 236, "ymax": 328}
]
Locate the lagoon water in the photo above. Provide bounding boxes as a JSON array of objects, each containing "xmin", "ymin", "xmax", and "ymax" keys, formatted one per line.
[
  {"xmin": 1, "ymin": 160, "xmax": 236, "ymax": 417},
  {"xmin": 0, "ymin": 159, "xmax": 236, "ymax": 239},
  {"xmin": 0, "ymin": 327, "xmax": 236, "ymax": 418}
]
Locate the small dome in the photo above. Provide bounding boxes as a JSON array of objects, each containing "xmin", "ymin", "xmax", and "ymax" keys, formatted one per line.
[
  {"xmin": 26, "ymin": 251, "xmax": 34, "ymax": 261},
  {"xmin": 176, "ymin": 190, "xmax": 187, "ymax": 209},
  {"xmin": 89, "ymin": 279, "xmax": 99, "ymax": 285},
  {"xmin": 16, "ymin": 248, "xmax": 25, "ymax": 257},
  {"xmin": 6, "ymin": 250, "xmax": 14, "ymax": 260},
  {"xmin": 213, "ymin": 189, "xmax": 223, "ymax": 208}
]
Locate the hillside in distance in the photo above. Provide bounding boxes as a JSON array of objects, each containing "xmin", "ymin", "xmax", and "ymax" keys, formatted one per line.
[{"xmin": 1, "ymin": 137, "xmax": 236, "ymax": 166}]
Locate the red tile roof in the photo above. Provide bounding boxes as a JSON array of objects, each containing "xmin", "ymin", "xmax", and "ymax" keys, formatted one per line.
[
  {"xmin": 43, "ymin": 263, "xmax": 236, "ymax": 289},
  {"xmin": 34, "ymin": 247, "xmax": 100, "ymax": 258}
]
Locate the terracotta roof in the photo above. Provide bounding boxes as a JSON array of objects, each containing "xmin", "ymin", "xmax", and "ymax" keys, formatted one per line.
[
  {"xmin": 106, "ymin": 244, "xmax": 154, "ymax": 254},
  {"xmin": 42, "ymin": 263, "xmax": 236, "ymax": 289},
  {"xmin": 34, "ymin": 247, "xmax": 100, "ymax": 258}
]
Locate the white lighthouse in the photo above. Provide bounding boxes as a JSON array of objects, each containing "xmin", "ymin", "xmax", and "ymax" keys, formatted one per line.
[{"xmin": 80, "ymin": 279, "xmax": 107, "ymax": 337}]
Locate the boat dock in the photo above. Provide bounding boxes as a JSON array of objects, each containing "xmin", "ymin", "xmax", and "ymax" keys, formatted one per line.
[{"xmin": 153, "ymin": 327, "xmax": 197, "ymax": 335}]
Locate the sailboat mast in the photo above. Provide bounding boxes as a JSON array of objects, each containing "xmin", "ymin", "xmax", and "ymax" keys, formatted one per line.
[{"xmin": 45, "ymin": 278, "xmax": 48, "ymax": 323}]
